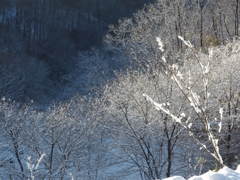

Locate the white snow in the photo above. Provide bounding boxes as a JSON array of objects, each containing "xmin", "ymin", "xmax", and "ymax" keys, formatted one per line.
[
  {"xmin": 162, "ymin": 176, "xmax": 186, "ymax": 180},
  {"xmin": 162, "ymin": 166, "xmax": 240, "ymax": 180}
]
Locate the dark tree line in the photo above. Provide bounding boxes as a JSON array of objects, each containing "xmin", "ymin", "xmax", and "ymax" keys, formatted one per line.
[
  {"xmin": 0, "ymin": 0, "xmax": 154, "ymax": 103},
  {"xmin": 0, "ymin": 0, "xmax": 154, "ymax": 53},
  {"xmin": 0, "ymin": 0, "xmax": 154, "ymax": 75}
]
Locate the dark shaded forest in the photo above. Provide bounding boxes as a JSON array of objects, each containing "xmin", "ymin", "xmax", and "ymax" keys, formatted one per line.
[{"xmin": 0, "ymin": 0, "xmax": 154, "ymax": 104}]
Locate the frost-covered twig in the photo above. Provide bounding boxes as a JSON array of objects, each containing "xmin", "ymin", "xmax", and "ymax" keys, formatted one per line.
[
  {"xmin": 27, "ymin": 153, "xmax": 46, "ymax": 180},
  {"xmin": 143, "ymin": 94, "xmax": 219, "ymax": 159},
  {"xmin": 178, "ymin": 36, "xmax": 194, "ymax": 48}
]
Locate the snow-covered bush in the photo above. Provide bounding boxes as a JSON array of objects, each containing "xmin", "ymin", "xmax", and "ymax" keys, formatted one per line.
[{"xmin": 161, "ymin": 165, "xmax": 240, "ymax": 180}]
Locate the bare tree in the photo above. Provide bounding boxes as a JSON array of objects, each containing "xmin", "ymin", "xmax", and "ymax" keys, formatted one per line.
[
  {"xmin": 103, "ymin": 69, "xmax": 185, "ymax": 179},
  {"xmin": 144, "ymin": 36, "xmax": 240, "ymax": 169}
]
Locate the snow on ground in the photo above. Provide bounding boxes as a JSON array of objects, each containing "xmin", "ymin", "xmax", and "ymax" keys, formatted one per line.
[{"xmin": 161, "ymin": 165, "xmax": 240, "ymax": 180}]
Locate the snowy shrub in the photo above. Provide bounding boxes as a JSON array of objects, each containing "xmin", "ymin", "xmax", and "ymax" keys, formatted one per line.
[{"xmin": 161, "ymin": 165, "xmax": 240, "ymax": 180}]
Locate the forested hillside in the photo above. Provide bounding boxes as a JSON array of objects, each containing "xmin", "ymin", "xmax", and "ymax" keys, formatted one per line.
[
  {"xmin": 0, "ymin": 0, "xmax": 153, "ymax": 103},
  {"xmin": 1, "ymin": 0, "xmax": 240, "ymax": 180}
]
